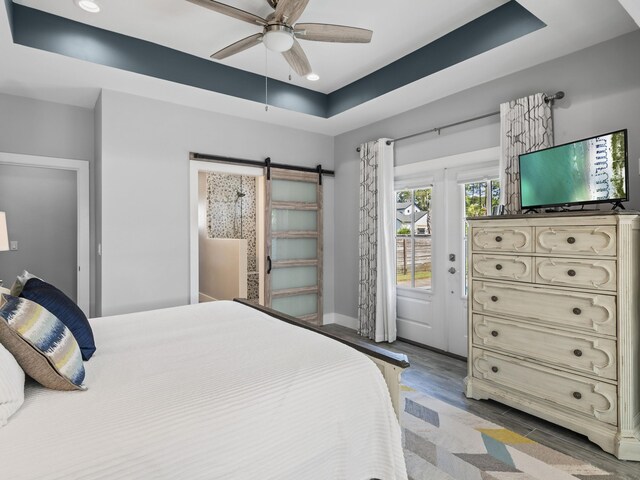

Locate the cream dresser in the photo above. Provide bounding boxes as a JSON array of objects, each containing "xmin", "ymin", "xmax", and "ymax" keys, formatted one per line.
[{"xmin": 465, "ymin": 212, "xmax": 640, "ymax": 460}]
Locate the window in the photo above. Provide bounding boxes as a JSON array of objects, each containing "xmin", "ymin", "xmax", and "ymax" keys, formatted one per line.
[
  {"xmin": 463, "ymin": 179, "xmax": 500, "ymax": 293},
  {"xmin": 396, "ymin": 187, "xmax": 432, "ymax": 289},
  {"xmin": 464, "ymin": 179, "xmax": 500, "ymax": 217}
]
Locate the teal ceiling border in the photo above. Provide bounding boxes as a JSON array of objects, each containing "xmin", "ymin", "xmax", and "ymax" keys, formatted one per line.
[
  {"xmin": 327, "ymin": 1, "xmax": 545, "ymax": 116},
  {"xmin": 10, "ymin": 4, "xmax": 327, "ymax": 116},
  {"xmin": 7, "ymin": 1, "xmax": 544, "ymax": 119}
]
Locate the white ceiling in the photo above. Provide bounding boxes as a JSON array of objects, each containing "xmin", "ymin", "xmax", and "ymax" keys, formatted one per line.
[
  {"xmin": 618, "ymin": 0, "xmax": 640, "ymax": 27},
  {"xmin": 1, "ymin": 1, "xmax": 638, "ymax": 136}
]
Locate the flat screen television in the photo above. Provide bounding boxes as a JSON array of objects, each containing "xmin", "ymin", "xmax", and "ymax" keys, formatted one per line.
[{"xmin": 519, "ymin": 129, "xmax": 628, "ymax": 210}]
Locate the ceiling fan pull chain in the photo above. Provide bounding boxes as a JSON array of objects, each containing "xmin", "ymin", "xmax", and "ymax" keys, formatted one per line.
[{"xmin": 265, "ymin": 48, "xmax": 269, "ymax": 112}]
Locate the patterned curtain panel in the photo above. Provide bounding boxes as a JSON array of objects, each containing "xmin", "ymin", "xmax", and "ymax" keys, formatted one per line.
[
  {"xmin": 500, "ymin": 93, "xmax": 554, "ymax": 213},
  {"xmin": 358, "ymin": 139, "xmax": 397, "ymax": 342}
]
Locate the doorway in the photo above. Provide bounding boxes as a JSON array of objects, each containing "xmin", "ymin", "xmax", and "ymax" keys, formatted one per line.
[
  {"xmin": 190, "ymin": 159, "xmax": 331, "ymax": 325},
  {"xmin": 0, "ymin": 152, "xmax": 90, "ymax": 315},
  {"xmin": 393, "ymin": 148, "xmax": 500, "ymax": 357},
  {"xmin": 191, "ymin": 161, "xmax": 265, "ymax": 304}
]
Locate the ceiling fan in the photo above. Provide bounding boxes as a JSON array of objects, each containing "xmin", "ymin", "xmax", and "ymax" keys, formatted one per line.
[{"xmin": 186, "ymin": 0, "xmax": 373, "ymax": 77}]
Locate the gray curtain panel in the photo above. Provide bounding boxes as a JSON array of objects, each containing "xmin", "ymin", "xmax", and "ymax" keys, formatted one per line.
[
  {"xmin": 500, "ymin": 93, "xmax": 554, "ymax": 213},
  {"xmin": 358, "ymin": 140, "xmax": 396, "ymax": 342},
  {"xmin": 358, "ymin": 141, "xmax": 378, "ymax": 340}
]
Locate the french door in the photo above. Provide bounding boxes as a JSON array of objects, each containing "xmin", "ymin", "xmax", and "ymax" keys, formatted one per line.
[
  {"xmin": 265, "ymin": 168, "xmax": 323, "ymax": 325},
  {"xmin": 395, "ymin": 163, "xmax": 499, "ymax": 357}
]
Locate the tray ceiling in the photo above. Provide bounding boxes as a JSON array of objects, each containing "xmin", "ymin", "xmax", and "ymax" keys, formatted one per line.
[{"xmin": 1, "ymin": 1, "xmax": 637, "ymax": 134}]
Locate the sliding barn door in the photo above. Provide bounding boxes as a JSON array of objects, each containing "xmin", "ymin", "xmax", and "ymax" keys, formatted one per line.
[{"xmin": 265, "ymin": 168, "xmax": 323, "ymax": 325}]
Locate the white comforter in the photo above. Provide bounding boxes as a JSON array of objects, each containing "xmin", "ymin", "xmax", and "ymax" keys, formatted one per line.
[{"xmin": 0, "ymin": 301, "xmax": 406, "ymax": 480}]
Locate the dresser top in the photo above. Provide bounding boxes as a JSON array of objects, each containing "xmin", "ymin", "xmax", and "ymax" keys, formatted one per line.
[{"xmin": 467, "ymin": 210, "xmax": 640, "ymax": 221}]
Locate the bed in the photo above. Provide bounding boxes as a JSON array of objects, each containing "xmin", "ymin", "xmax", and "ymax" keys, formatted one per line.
[{"xmin": 0, "ymin": 300, "xmax": 408, "ymax": 479}]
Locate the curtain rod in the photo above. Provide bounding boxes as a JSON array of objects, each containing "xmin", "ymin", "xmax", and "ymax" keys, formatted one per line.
[
  {"xmin": 190, "ymin": 153, "xmax": 335, "ymax": 177},
  {"xmin": 355, "ymin": 91, "xmax": 565, "ymax": 152}
]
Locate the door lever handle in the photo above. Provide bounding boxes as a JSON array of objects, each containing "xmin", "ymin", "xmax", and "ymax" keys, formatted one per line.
[
  {"xmin": 267, "ymin": 256, "xmax": 272, "ymax": 274},
  {"xmin": 448, "ymin": 267, "xmax": 456, "ymax": 274}
]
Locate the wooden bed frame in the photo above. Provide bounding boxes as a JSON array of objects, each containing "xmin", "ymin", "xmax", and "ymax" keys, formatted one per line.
[{"xmin": 234, "ymin": 299, "xmax": 410, "ymax": 419}]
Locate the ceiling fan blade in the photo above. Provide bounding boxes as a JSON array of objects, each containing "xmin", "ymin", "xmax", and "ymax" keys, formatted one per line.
[
  {"xmin": 211, "ymin": 33, "xmax": 263, "ymax": 60},
  {"xmin": 186, "ymin": 0, "xmax": 267, "ymax": 26},
  {"xmin": 282, "ymin": 38, "xmax": 312, "ymax": 76},
  {"xmin": 294, "ymin": 23, "xmax": 373, "ymax": 43},
  {"xmin": 274, "ymin": 0, "xmax": 309, "ymax": 25}
]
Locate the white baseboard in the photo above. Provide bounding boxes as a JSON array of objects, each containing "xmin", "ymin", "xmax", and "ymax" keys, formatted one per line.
[
  {"xmin": 199, "ymin": 293, "xmax": 217, "ymax": 303},
  {"xmin": 322, "ymin": 313, "xmax": 335, "ymax": 325},
  {"xmin": 323, "ymin": 312, "xmax": 358, "ymax": 330}
]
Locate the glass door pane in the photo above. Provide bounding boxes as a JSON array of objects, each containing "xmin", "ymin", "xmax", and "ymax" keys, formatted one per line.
[
  {"xmin": 271, "ymin": 266, "xmax": 318, "ymax": 290},
  {"xmin": 414, "ymin": 236, "xmax": 432, "ymax": 288},
  {"xmin": 396, "ymin": 237, "xmax": 413, "ymax": 287},
  {"xmin": 271, "ymin": 179, "xmax": 317, "ymax": 203},
  {"xmin": 271, "ymin": 238, "xmax": 318, "ymax": 261},
  {"xmin": 272, "ymin": 210, "xmax": 318, "ymax": 231},
  {"xmin": 272, "ymin": 294, "xmax": 318, "ymax": 317},
  {"xmin": 395, "ymin": 187, "xmax": 432, "ymax": 289}
]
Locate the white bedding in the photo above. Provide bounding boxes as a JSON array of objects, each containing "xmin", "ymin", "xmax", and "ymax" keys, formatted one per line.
[{"xmin": 0, "ymin": 301, "xmax": 406, "ymax": 480}]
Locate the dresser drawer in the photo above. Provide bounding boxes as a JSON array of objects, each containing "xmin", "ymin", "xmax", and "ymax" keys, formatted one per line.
[
  {"xmin": 472, "ymin": 255, "xmax": 533, "ymax": 283},
  {"xmin": 472, "ymin": 314, "xmax": 617, "ymax": 380},
  {"xmin": 535, "ymin": 257, "xmax": 617, "ymax": 291},
  {"xmin": 472, "ymin": 281, "xmax": 616, "ymax": 336},
  {"xmin": 472, "ymin": 227, "xmax": 533, "ymax": 253},
  {"xmin": 536, "ymin": 226, "xmax": 616, "ymax": 256},
  {"xmin": 472, "ymin": 349, "xmax": 617, "ymax": 426}
]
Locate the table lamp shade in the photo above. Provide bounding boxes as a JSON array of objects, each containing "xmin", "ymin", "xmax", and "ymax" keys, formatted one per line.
[{"xmin": 0, "ymin": 212, "xmax": 9, "ymax": 252}]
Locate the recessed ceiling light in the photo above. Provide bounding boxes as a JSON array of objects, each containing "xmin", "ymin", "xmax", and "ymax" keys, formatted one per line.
[
  {"xmin": 306, "ymin": 73, "xmax": 320, "ymax": 82},
  {"xmin": 75, "ymin": 0, "xmax": 101, "ymax": 13}
]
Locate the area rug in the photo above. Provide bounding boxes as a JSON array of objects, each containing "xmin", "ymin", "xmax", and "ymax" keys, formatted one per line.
[{"xmin": 401, "ymin": 387, "xmax": 613, "ymax": 480}]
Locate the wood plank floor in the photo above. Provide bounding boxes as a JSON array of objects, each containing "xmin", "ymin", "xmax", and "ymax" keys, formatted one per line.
[{"xmin": 322, "ymin": 324, "xmax": 640, "ymax": 479}]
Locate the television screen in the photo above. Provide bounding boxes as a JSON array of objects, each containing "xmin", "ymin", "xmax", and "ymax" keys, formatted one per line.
[{"xmin": 519, "ymin": 129, "xmax": 628, "ymax": 209}]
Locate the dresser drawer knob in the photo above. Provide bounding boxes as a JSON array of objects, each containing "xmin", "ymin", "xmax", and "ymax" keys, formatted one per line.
[
  {"xmin": 567, "ymin": 236, "xmax": 576, "ymax": 244},
  {"xmin": 573, "ymin": 307, "xmax": 582, "ymax": 315},
  {"xmin": 568, "ymin": 269, "xmax": 576, "ymax": 277},
  {"xmin": 491, "ymin": 366, "xmax": 499, "ymax": 373},
  {"xmin": 573, "ymin": 392, "xmax": 582, "ymax": 400},
  {"xmin": 495, "ymin": 264, "xmax": 503, "ymax": 271},
  {"xmin": 491, "ymin": 296, "xmax": 498, "ymax": 302},
  {"xmin": 495, "ymin": 236, "xmax": 503, "ymax": 243},
  {"xmin": 491, "ymin": 330, "xmax": 499, "ymax": 337},
  {"xmin": 573, "ymin": 349, "xmax": 583, "ymax": 357}
]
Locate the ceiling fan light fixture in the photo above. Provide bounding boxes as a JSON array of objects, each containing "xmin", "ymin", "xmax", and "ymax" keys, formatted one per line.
[
  {"xmin": 306, "ymin": 73, "xmax": 320, "ymax": 81},
  {"xmin": 75, "ymin": 0, "xmax": 101, "ymax": 13},
  {"xmin": 263, "ymin": 25, "xmax": 294, "ymax": 53}
]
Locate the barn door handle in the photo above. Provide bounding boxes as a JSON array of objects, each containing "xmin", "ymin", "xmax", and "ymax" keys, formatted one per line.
[{"xmin": 267, "ymin": 256, "xmax": 272, "ymax": 274}]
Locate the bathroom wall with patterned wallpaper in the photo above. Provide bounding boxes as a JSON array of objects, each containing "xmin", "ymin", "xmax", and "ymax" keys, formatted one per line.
[{"xmin": 206, "ymin": 172, "xmax": 259, "ymax": 301}]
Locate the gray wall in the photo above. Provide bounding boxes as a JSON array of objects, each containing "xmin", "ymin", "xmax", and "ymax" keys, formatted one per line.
[
  {"xmin": 0, "ymin": 165, "xmax": 77, "ymax": 299},
  {"xmin": 0, "ymin": 93, "xmax": 94, "ymax": 160},
  {"xmin": 0, "ymin": 93, "xmax": 96, "ymax": 313},
  {"xmin": 333, "ymin": 30, "xmax": 640, "ymax": 319},
  {"xmin": 97, "ymin": 90, "xmax": 334, "ymax": 316}
]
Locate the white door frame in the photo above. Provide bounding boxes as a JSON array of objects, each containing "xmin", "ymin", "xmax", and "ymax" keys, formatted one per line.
[
  {"xmin": 0, "ymin": 152, "xmax": 90, "ymax": 314},
  {"xmin": 393, "ymin": 147, "xmax": 500, "ymax": 356},
  {"xmin": 188, "ymin": 160, "xmax": 264, "ymax": 305}
]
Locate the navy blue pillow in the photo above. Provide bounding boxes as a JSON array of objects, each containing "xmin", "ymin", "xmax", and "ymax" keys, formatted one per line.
[{"xmin": 19, "ymin": 278, "xmax": 96, "ymax": 361}]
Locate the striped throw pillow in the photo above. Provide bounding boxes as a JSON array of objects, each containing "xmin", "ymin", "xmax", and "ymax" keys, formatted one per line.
[{"xmin": 0, "ymin": 294, "xmax": 86, "ymax": 391}]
